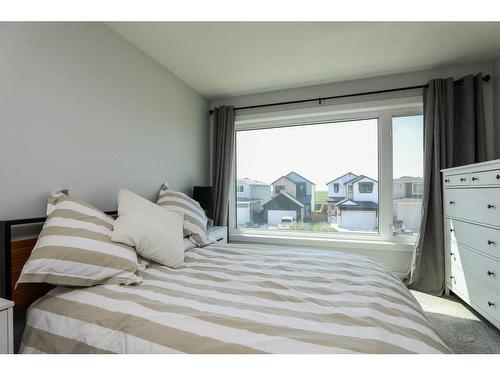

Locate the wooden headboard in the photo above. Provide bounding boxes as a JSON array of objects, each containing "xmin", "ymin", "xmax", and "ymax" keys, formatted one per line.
[
  {"xmin": 10, "ymin": 238, "xmax": 53, "ymax": 310},
  {"xmin": 1, "ymin": 211, "xmax": 117, "ymax": 310},
  {"xmin": 0, "ymin": 217, "xmax": 52, "ymax": 310}
]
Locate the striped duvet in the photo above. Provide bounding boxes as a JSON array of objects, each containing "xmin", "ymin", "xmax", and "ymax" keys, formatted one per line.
[{"xmin": 20, "ymin": 244, "xmax": 450, "ymax": 354}]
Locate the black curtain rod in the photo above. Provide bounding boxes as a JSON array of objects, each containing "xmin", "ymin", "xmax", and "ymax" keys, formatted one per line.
[{"xmin": 209, "ymin": 74, "xmax": 491, "ymax": 114}]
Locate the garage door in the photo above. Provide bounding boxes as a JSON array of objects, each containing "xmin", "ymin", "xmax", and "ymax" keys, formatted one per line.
[
  {"xmin": 340, "ymin": 211, "xmax": 377, "ymax": 230},
  {"xmin": 237, "ymin": 207, "xmax": 251, "ymax": 226},
  {"xmin": 267, "ymin": 210, "xmax": 297, "ymax": 225}
]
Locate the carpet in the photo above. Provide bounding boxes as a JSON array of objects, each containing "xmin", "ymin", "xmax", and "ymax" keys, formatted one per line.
[{"xmin": 412, "ymin": 290, "xmax": 500, "ymax": 354}]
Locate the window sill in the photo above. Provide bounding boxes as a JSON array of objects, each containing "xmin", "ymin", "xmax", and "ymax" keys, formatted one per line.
[{"xmin": 229, "ymin": 230, "xmax": 415, "ymax": 253}]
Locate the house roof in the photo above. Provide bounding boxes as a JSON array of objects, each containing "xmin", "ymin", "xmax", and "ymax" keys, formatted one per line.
[
  {"xmin": 326, "ymin": 172, "xmax": 358, "ymax": 186},
  {"xmin": 335, "ymin": 199, "xmax": 378, "ymax": 210},
  {"xmin": 262, "ymin": 192, "xmax": 304, "ymax": 208},
  {"xmin": 286, "ymin": 171, "xmax": 316, "ymax": 185},
  {"xmin": 237, "ymin": 178, "xmax": 269, "ymax": 186},
  {"xmin": 344, "ymin": 174, "xmax": 377, "ymax": 185}
]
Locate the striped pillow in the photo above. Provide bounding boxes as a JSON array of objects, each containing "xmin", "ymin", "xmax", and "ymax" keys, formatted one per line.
[
  {"xmin": 17, "ymin": 192, "xmax": 141, "ymax": 287},
  {"xmin": 156, "ymin": 183, "xmax": 210, "ymax": 246}
]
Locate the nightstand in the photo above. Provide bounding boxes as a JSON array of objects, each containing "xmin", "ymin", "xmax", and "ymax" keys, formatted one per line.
[
  {"xmin": 0, "ymin": 298, "xmax": 14, "ymax": 354},
  {"xmin": 207, "ymin": 226, "xmax": 228, "ymax": 244}
]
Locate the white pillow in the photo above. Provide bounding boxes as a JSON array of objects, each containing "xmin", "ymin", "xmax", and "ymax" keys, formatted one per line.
[{"xmin": 112, "ymin": 189, "xmax": 185, "ymax": 268}]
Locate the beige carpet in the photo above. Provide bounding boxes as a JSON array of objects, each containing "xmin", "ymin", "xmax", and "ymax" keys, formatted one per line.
[{"xmin": 412, "ymin": 290, "xmax": 500, "ymax": 354}]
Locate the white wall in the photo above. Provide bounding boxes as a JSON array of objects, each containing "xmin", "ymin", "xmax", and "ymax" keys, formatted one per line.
[
  {"xmin": 211, "ymin": 61, "xmax": 497, "ymax": 159},
  {"xmin": 0, "ymin": 23, "xmax": 209, "ymax": 219}
]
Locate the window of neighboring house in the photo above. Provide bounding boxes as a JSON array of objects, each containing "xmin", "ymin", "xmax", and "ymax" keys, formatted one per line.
[
  {"xmin": 275, "ymin": 185, "xmax": 285, "ymax": 194},
  {"xmin": 412, "ymin": 182, "xmax": 423, "ymax": 196},
  {"xmin": 358, "ymin": 182, "xmax": 373, "ymax": 193},
  {"xmin": 333, "ymin": 183, "xmax": 339, "ymax": 193},
  {"xmin": 235, "ymin": 118, "xmax": 379, "ymax": 233},
  {"xmin": 237, "ymin": 185, "xmax": 244, "ymax": 193},
  {"xmin": 296, "ymin": 182, "xmax": 306, "ymax": 196},
  {"xmin": 392, "ymin": 115, "xmax": 424, "ymax": 236}
]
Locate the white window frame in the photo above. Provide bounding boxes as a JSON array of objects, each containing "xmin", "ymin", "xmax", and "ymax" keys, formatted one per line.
[{"xmin": 229, "ymin": 96, "xmax": 423, "ymax": 248}]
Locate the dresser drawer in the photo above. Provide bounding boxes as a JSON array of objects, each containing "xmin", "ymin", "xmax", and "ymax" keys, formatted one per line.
[
  {"xmin": 444, "ymin": 188, "xmax": 500, "ymax": 227},
  {"xmin": 443, "ymin": 173, "xmax": 470, "ymax": 187},
  {"xmin": 447, "ymin": 265, "xmax": 468, "ymax": 296},
  {"xmin": 465, "ymin": 277, "xmax": 500, "ymax": 327},
  {"xmin": 454, "ymin": 244, "xmax": 500, "ymax": 292},
  {"xmin": 445, "ymin": 219, "xmax": 500, "ymax": 260},
  {"xmin": 470, "ymin": 169, "xmax": 500, "ymax": 186}
]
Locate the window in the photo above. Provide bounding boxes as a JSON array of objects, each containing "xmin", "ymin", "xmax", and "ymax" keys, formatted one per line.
[
  {"xmin": 235, "ymin": 118, "xmax": 378, "ymax": 233},
  {"xmin": 237, "ymin": 185, "xmax": 244, "ymax": 193},
  {"xmin": 358, "ymin": 182, "xmax": 374, "ymax": 193},
  {"xmin": 412, "ymin": 182, "xmax": 423, "ymax": 197},
  {"xmin": 392, "ymin": 115, "xmax": 424, "ymax": 235},
  {"xmin": 274, "ymin": 185, "xmax": 285, "ymax": 194}
]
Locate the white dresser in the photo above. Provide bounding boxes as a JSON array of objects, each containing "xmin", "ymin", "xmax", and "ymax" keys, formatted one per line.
[{"xmin": 442, "ymin": 159, "xmax": 500, "ymax": 329}]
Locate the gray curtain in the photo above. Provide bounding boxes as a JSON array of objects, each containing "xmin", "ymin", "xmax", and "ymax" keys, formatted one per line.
[
  {"xmin": 408, "ymin": 74, "xmax": 487, "ymax": 295},
  {"xmin": 212, "ymin": 106, "xmax": 235, "ymax": 226}
]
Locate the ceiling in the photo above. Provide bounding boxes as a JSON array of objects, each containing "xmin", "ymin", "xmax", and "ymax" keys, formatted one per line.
[{"xmin": 107, "ymin": 22, "xmax": 500, "ymax": 99}]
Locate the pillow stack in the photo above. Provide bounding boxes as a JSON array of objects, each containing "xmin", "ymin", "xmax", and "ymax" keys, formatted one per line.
[
  {"xmin": 17, "ymin": 191, "xmax": 141, "ymax": 287},
  {"xmin": 17, "ymin": 183, "xmax": 211, "ymax": 288},
  {"xmin": 156, "ymin": 183, "xmax": 210, "ymax": 246}
]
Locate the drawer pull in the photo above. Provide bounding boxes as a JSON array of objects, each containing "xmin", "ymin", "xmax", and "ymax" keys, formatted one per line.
[
  {"xmin": 460, "ymin": 177, "xmax": 466, "ymax": 182},
  {"xmin": 449, "ymin": 201, "xmax": 455, "ymax": 205},
  {"xmin": 487, "ymin": 240, "xmax": 496, "ymax": 245},
  {"xmin": 488, "ymin": 301, "xmax": 495, "ymax": 307},
  {"xmin": 497, "ymin": 174, "xmax": 500, "ymax": 180},
  {"xmin": 487, "ymin": 204, "xmax": 495, "ymax": 209},
  {"xmin": 450, "ymin": 252, "xmax": 454, "ymax": 257},
  {"xmin": 472, "ymin": 177, "xmax": 478, "ymax": 181},
  {"xmin": 445, "ymin": 179, "xmax": 450, "ymax": 183},
  {"xmin": 450, "ymin": 228, "xmax": 455, "ymax": 232},
  {"xmin": 450, "ymin": 275, "xmax": 455, "ymax": 280},
  {"xmin": 487, "ymin": 271, "xmax": 495, "ymax": 277}
]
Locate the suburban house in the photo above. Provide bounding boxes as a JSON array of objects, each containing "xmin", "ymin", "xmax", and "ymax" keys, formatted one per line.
[
  {"xmin": 236, "ymin": 178, "xmax": 271, "ymax": 226},
  {"xmin": 270, "ymin": 171, "xmax": 315, "ymax": 221},
  {"xmin": 327, "ymin": 173, "xmax": 379, "ymax": 230},
  {"xmin": 393, "ymin": 176, "xmax": 423, "ymax": 233},
  {"xmin": 262, "ymin": 192, "xmax": 304, "ymax": 225}
]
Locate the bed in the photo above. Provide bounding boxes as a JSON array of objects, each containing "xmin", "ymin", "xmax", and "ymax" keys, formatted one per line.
[{"xmin": 19, "ymin": 243, "xmax": 450, "ymax": 354}]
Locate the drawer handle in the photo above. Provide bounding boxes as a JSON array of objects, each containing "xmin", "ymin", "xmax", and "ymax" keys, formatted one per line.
[
  {"xmin": 450, "ymin": 275, "xmax": 455, "ymax": 280},
  {"xmin": 450, "ymin": 228, "xmax": 455, "ymax": 232},
  {"xmin": 449, "ymin": 201, "xmax": 455, "ymax": 205},
  {"xmin": 460, "ymin": 177, "xmax": 466, "ymax": 181},
  {"xmin": 487, "ymin": 240, "xmax": 496, "ymax": 245},
  {"xmin": 445, "ymin": 179, "xmax": 450, "ymax": 183},
  {"xmin": 472, "ymin": 177, "xmax": 478, "ymax": 181},
  {"xmin": 488, "ymin": 302, "xmax": 495, "ymax": 307},
  {"xmin": 450, "ymin": 252, "xmax": 454, "ymax": 257},
  {"xmin": 487, "ymin": 271, "xmax": 495, "ymax": 277},
  {"xmin": 487, "ymin": 204, "xmax": 495, "ymax": 209},
  {"xmin": 497, "ymin": 174, "xmax": 500, "ymax": 180}
]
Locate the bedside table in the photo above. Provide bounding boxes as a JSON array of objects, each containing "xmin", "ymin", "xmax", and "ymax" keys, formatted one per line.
[
  {"xmin": 207, "ymin": 226, "xmax": 228, "ymax": 244},
  {"xmin": 0, "ymin": 298, "xmax": 14, "ymax": 354}
]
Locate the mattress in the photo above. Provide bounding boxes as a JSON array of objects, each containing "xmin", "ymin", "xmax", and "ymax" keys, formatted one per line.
[{"xmin": 20, "ymin": 243, "xmax": 450, "ymax": 354}]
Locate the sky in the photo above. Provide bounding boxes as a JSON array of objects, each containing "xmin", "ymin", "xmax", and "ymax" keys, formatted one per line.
[{"xmin": 236, "ymin": 115, "xmax": 423, "ymax": 190}]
